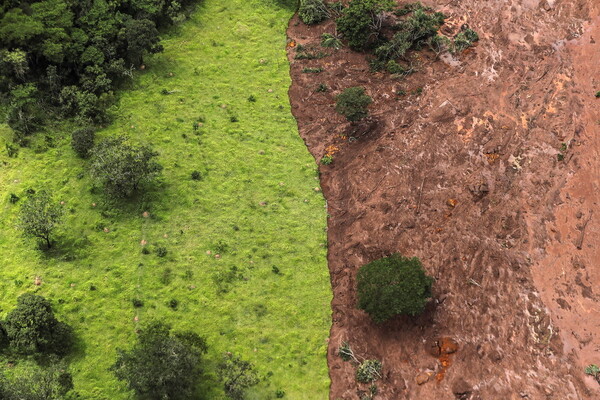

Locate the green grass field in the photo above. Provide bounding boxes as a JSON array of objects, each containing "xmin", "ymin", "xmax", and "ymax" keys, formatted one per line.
[{"xmin": 0, "ymin": 0, "xmax": 331, "ymax": 398}]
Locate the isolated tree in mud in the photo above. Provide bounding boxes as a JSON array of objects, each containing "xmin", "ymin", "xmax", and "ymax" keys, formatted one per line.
[
  {"xmin": 335, "ymin": 86, "xmax": 372, "ymax": 122},
  {"xmin": 356, "ymin": 253, "xmax": 433, "ymax": 323},
  {"xmin": 18, "ymin": 190, "xmax": 63, "ymax": 249}
]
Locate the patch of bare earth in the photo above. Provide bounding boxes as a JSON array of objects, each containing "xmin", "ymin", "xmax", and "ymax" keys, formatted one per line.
[{"xmin": 286, "ymin": 0, "xmax": 600, "ymax": 399}]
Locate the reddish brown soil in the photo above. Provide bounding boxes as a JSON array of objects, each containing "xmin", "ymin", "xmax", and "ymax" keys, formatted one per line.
[{"xmin": 287, "ymin": 0, "xmax": 600, "ymax": 399}]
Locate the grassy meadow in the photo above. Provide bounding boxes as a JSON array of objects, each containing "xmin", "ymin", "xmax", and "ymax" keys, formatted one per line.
[{"xmin": 0, "ymin": 0, "xmax": 331, "ymax": 398}]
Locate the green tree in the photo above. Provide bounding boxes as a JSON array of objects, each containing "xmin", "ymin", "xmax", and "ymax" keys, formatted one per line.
[
  {"xmin": 71, "ymin": 126, "xmax": 96, "ymax": 158},
  {"xmin": 90, "ymin": 136, "xmax": 163, "ymax": 198},
  {"xmin": 335, "ymin": 86, "xmax": 372, "ymax": 122},
  {"xmin": 298, "ymin": 0, "xmax": 329, "ymax": 25},
  {"xmin": 356, "ymin": 254, "xmax": 434, "ymax": 323},
  {"xmin": 4, "ymin": 294, "xmax": 73, "ymax": 356},
  {"xmin": 18, "ymin": 190, "xmax": 63, "ymax": 249},
  {"xmin": 124, "ymin": 18, "xmax": 163, "ymax": 66},
  {"xmin": 112, "ymin": 322, "xmax": 207, "ymax": 400},
  {"xmin": 218, "ymin": 353, "xmax": 260, "ymax": 400},
  {"xmin": 336, "ymin": 0, "xmax": 394, "ymax": 50},
  {"xmin": 0, "ymin": 362, "xmax": 75, "ymax": 400}
]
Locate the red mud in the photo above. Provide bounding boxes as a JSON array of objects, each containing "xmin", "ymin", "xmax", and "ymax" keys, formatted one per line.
[{"xmin": 287, "ymin": 0, "xmax": 600, "ymax": 399}]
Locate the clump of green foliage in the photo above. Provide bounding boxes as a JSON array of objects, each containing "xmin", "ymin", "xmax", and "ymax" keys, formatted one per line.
[
  {"xmin": 356, "ymin": 253, "xmax": 433, "ymax": 323},
  {"xmin": 321, "ymin": 33, "xmax": 343, "ymax": 49},
  {"xmin": 218, "ymin": 353, "xmax": 260, "ymax": 400},
  {"xmin": 356, "ymin": 359, "xmax": 382, "ymax": 383},
  {"xmin": 90, "ymin": 136, "xmax": 163, "ymax": 198},
  {"xmin": 3, "ymin": 294, "xmax": 73, "ymax": 356},
  {"xmin": 585, "ymin": 364, "xmax": 600, "ymax": 383},
  {"xmin": 71, "ymin": 127, "xmax": 96, "ymax": 158},
  {"xmin": 112, "ymin": 322, "xmax": 207, "ymax": 400},
  {"xmin": 0, "ymin": 362, "xmax": 76, "ymax": 399},
  {"xmin": 0, "ymin": 0, "xmax": 197, "ymax": 132},
  {"xmin": 595, "ymin": 91, "xmax": 600, "ymax": 98},
  {"xmin": 335, "ymin": 87, "xmax": 373, "ymax": 122},
  {"xmin": 453, "ymin": 27, "xmax": 479, "ymax": 52},
  {"xmin": 18, "ymin": 190, "xmax": 63, "ymax": 249},
  {"xmin": 336, "ymin": 0, "xmax": 395, "ymax": 50},
  {"xmin": 372, "ymin": 7, "xmax": 445, "ymax": 67},
  {"xmin": 298, "ymin": 0, "xmax": 330, "ymax": 25}
]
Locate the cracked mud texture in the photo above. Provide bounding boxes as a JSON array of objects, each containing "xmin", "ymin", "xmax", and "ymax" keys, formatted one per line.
[{"xmin": 287, "ymin": 0, "xmax": 600, "ymax": 399}]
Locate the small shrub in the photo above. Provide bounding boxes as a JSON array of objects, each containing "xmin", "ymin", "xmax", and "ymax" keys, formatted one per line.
[
  {"xmin": 595, "ymin": 91, "xmax": 600, "ymax": 98},
  {"xmin": 160, "ymin": 267, "xmax": 173, "ymax": 285},
  {"xmin": 168, "ymin": 299, "xmax": 179, "ymax": 309},
  {"xmin": 338, "ymin": 341, "xmax": 355, "ymax": 362},
  {"xmin": 315, "ymin": 83, "xmax": 329, "ymax": 93},
  {"xmin": 156, "ymin": 246, "xmax": 168, "ymax": 257},
  {"xmin": 191, "ymin": 170, "xmax": 202, "ymax": 180},
  {"xmin": 71, "ymin": 127, "xmax": 96, "ymax": 158},
  {"xmin": 321, "ymin": 155, "xmax": 334, "ymax": 165},
  {"xmin": 271, "ymin": 265, "xmax": 280, "ymax": 274},
  {"xmin": 357, "ymin": 253, "xmax": 433, "ymax": 323},
  {"xmin": 295, "ymin": 50, "xmax": 329, "ymax": 60},
  {"xmin": 453, "ymin": 28, "xmax": 479, "ymax": 52},
  {"xmin": 302, "ymin": 67, "xmax": 324, "ymax": 73},
  {"xmin": 299, "ymin": 0, "xmax": 329, "ymax": 25},
  {"xmin": 141, "ymin": 246, "xmax": 151, "ymax": 254},
  {"xmin": 356, "ymin": 360, "xmax": 382, "ymax": 383},
  {"xmin": 132, "ymin": 299, "xmax": 144, "ymax": 308},
  {"xmin": 275, "ymin": 389, "xmax": 286, "ymax": 398},
  {"xmin": 321, "ymin": 33, "xmax": 342, "ymax": 49},
  {"xmin": 335, "ymin": 87, "xmax": 372, "ymax": 122},
  {"xmin": 6, "ymin": 143, "xmax": 18, "ymax": 157},
  {"xmin": 9, "ymin": 193, "xmax": 19, "ymax": 203},
  {"xmin": 585, "ymin": 364, "xmax": 600, "ymax": 383},
  {"xmin": 248, "ymin": 95, "xmax": 256, "ymax": 102},
  {"xmin": 230, "ymin": 116, "xmax": 238, "ymax": 123}
]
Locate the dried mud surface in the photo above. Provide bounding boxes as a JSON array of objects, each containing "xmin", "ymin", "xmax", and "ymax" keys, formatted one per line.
[{"xmin": 286, "ymin": 0, "xmax": 600, "ymax": 399}]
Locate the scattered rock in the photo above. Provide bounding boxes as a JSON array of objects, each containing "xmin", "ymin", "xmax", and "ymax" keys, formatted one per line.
[
  {"xmin": 34, "ymin": 276, "xmax": 42, "ymax": 286},
  {"xmin": 415, "ymin": 372, "xmax": 430, "ymax": 385}
]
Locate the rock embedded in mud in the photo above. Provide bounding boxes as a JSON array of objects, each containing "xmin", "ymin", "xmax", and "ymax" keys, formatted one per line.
[
  {"xmin": 415, "ymin": 371, "xmax": 431, "ymax": 385},
  {"xmin": 452, "ymin": 377, "xmax": 472, "ymax": 399}
]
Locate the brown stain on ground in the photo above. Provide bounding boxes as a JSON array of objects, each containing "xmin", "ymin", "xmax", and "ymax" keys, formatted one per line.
[{"xmin": 286, "ymin": 0, "xmax": 600, "ymax": 399}]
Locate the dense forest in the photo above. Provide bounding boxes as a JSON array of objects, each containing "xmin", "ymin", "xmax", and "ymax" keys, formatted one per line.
[{"xmin": 0, "ymin": 0, "xmax": 197, "ymax": 139}]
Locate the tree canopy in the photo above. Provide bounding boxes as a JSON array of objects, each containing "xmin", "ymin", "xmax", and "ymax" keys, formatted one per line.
[
  {"xmin": 356, "ymin": 253, "xmax": 434, "ymax": 323},
  {"xmin": 112, "ymin": 321, "xmax": 207, "ymax": 400},
  {"xmin": 4, "ymin": 293, "xmax": 73, "ymax": 356},
  {"xmin": 18, "ymin": 190, "xmax": 63, "ymax": 249},
  {"xmin": 0, "ymin": 0, "xmax": 198, "ymax": 132}
]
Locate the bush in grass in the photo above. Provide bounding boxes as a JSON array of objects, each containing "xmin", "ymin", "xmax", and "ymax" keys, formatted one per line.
[
  {"xmin": 336, "ymin": 0, "xmax": 395, "ymax": 50},
  {"xmin": 356, "ymin": 359, "xmax": 382, "ymax": 383},
  {"xmin": 4, "ymin": 294, "xmax": 73, "ymax": 356},
  {"xmin": 335, "ymin": 87, "xmax": 372, "ymax": 122},
  {"xmin": 356, "ymin": 253, "xmax": 433, "ymax": 323},
  {"xmin": 218, "ymin": 353, "xmax": 259, "ymax": 400},
  {"xmin": 18, "ymin": 190, "xmax": 63, "ymax": 249},
  {"xmin": 299, "ymin": 0, "xmax": 329, "ymax": 25},
  {"xmin": 0, "ymin": 362, "xmax": 75, "ymax": 399},
  {"xmin": 112, "ymin": 322, "xmax": 207, "ymax": 400},
  {"xmin": 0, "ymin": 321, "xmax": 8, "ymax": 351},
  {"xmin": 71, "ymin": 127, "xmax": 96, "ymax": 158},
  {"xmin": 90, "ymin": 136, "xmax": 163, "ymax": 198}
]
